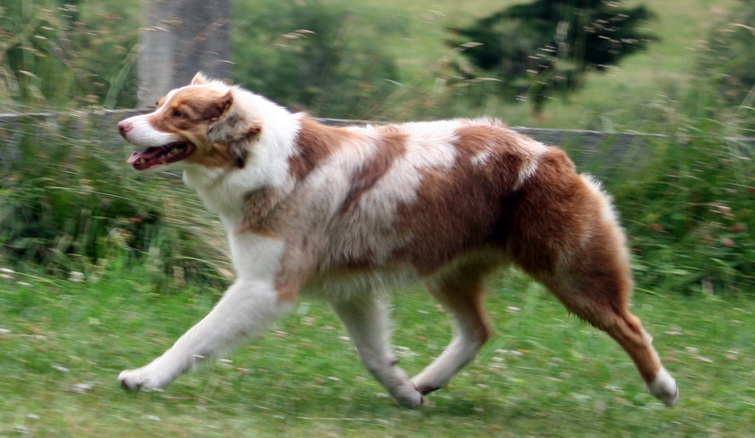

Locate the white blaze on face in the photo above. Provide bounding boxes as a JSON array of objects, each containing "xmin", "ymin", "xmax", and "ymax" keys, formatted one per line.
[
  {"xmin": 121, "ymin": 89, "xmax": 182, "ymax": 147},
  {"xmin": 122, "ymin": 116, "xmax": 179, "ymax": 147}
]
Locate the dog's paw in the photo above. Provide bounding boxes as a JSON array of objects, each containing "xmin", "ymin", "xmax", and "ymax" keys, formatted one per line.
[
  {"xmin": 647, "ymin": 367, "xmax": 679, "ymax": 407},
  {"xmin": 392, "ymin": 382, "xmax": 424, "ymax": 409},
  {"xmin": 118, "ymin": 368, "xmax": 165, "ymax": 392}
]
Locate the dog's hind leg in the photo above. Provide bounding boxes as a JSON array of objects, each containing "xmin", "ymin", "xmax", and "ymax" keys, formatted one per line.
[
  {"xmin": 411, "ymin": 264, "xmax": 492, "ymax": 395},
  {"xmin": 119, "ymin": 278, "xmax": 293, "ymax": 391},
  {"xmin": 543, "ymin": 273, "xmax": 679, "ymax": 407},
  {"xmin": 515, "ymin": 219, "xmax": 679, "ymax": 407},
  {"xmin": 506, "ymin": 156, "xmax": 678, "ymax": 406},
  {"xmin": 330, "ymin": 292, "xmax": 424, "ymax": 409}
]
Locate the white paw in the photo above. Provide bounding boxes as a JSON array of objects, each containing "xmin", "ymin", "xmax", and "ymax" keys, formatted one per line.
[
  {"xmin": 118, "ymin": 367, "xmax": 166, "ymax": 392},
  {"xmin": 647, "ymin": 367, "xmax": 679, "ymax": 407},
  {"xmin": 392, "ymin": 382, "xmax": 425, "ymax": 409}
]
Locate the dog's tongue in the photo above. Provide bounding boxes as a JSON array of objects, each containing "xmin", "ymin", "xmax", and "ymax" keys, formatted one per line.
[
  {"xmin": 127, "ymin": 148, "xmax": 158, "ymax": 165},
  {"xmin": 127, "ymin": 151, "xmax": 142, "ymax": 165},
  {"xmin": 127, "ymin": 146, "xmax": 170, "ymax": 170}
]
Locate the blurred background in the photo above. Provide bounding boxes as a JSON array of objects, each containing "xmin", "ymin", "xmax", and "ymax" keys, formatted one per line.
[
  {"xmin": 1, "ymin": 0, "xmax": 751, "ymax": 295},
  {"xmin": 0, "ymin": 1, "xmax": 753, "ymax": 435},
  {"xmin": 2, "ymin": 0, "xmax": 754, "ymax": 130}
]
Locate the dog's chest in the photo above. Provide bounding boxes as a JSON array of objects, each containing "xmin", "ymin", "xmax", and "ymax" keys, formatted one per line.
[{"xmin": 183, "ymin": 168, "xmax": 250, "ymax": 221}]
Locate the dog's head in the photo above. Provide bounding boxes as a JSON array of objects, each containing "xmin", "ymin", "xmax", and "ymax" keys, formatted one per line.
[{"xmin": 118, "ymin": 73, "xmax": 261, "ymax": 170}]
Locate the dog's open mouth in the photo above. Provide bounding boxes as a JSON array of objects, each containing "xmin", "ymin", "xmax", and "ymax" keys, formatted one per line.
[{"xmin": 127, "ymin": 141, "xmax": 196, "ymax": 170}]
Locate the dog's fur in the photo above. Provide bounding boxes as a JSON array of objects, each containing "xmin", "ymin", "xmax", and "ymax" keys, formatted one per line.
[{"xmin": 116, "ymin": 73, "xmax": 678, "ymax": 408}]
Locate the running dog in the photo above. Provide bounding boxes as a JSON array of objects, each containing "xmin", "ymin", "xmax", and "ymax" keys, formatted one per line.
[{"xmin": 116, "ymin": 73, "xmax": 679, "ymax": 408}]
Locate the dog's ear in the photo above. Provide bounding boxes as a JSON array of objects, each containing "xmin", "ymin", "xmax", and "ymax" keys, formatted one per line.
[
  {"xmin": 191, "ymin": 72, "xmax": 208, "ymax": 85},
  {"xmin": 204, "ymin": 90, "xmax": 233, "ymax": 121},
  {"xmin": 207, "ymin": 91, "xmax": 261, "ymax": 168},
  {"xmin": 226, "ymin": 119, "xmax": 261, "ymax": 168},
  {"xmin": 192, "ymin": 72, "xmax": 230, "ymax": 87}
]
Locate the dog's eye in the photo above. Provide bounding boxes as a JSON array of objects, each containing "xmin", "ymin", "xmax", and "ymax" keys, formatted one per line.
[{"xmin": 173, "ymin": 110, "xmax": 185, "ymax": 118}]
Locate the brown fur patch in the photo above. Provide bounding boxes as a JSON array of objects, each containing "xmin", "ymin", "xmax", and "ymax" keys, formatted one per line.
[
  {"xmin": 289, "ymin": 117, "xmax": 352, "ymax": 180},
  {"xmin": 237, "ymin": 187, "xmax": 287, "ymax": 235},
  {"xmin": 393, "ymin": 164, "xmax": 508, "ymax": 273},
  {"xmin": 150, "ymin": 87, "xmax": 231, "ymax": 134},
  {"xmin": 182, "ymin": 143, "xmax": 235, "ymax": 168},
  {"xmin": 274, "ymin": 240, "xmax": 313, "ymax": 303},
  {"xmin": 452, "ymin": 124, "xmax": 499, "ymax": 160},
  {"xmin": 453, "ymin": 123, "xmax": 540, "ymax": 186},
  {"xmin": 340, "ymin": 129, "xmax": 409, "ymax": 214},
  {"xmin": 499, "ymin": 147, "xmax": 584, "ymax": 277},
  {"xmin": 390, "ymin": 124, "xmax": 542, "ymax": 273}
]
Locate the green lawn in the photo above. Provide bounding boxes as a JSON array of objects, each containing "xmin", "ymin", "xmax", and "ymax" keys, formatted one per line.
[{"xmin": 2, "ymin": 266, "xmax": 753, "ymax": 437}]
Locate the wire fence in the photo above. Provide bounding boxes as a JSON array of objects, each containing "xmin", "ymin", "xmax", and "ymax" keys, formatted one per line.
[{"xmin": 1, "ymin": 109, "xmax": 752, "ymax": 180}]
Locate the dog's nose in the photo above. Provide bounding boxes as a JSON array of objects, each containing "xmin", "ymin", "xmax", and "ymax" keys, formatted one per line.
[{"xmin": 118, "ymin": 120, "xmax": 132, "ymax": 138}]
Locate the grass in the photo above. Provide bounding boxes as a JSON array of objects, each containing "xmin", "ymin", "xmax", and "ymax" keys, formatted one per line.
[{"xmin": 2, "ymin": 266, "xmax": 754, "ymax": 437}]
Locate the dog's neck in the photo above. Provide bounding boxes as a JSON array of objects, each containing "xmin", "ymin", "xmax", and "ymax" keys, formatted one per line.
[{"xmin": 182, "ymin": 97, "xmax": 304, "ymax": 230}]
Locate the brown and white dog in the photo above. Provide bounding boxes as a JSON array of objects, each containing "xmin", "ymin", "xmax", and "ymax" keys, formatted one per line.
[{"xmin": 116, "ymin": 73, "xmax": 678, "ymax": 408}]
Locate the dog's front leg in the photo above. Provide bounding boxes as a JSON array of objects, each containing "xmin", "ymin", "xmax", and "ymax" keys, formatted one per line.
[{"xmin": 119, "ymin": 278, "xmax": 292, "ymax": 391}]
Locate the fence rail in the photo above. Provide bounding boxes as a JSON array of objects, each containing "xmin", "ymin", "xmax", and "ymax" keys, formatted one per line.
[{"xmin": 1, "ymin": 109, "xmax": 752, "ymax": 179}]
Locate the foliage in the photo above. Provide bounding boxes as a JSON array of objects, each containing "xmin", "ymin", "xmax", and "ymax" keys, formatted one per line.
[
  {"xmin": 231, "ymin": 0, "xmax": 405, "ymax": 118},
  {"xmin": 0, "ymin": 0, "xmax": 139, "ymax": 111},
  {"xmin": 605, "ymin": 128, "xmax": 754, "ymax": 296},
  {"xmin": 448, "ymin": 0, "xmax": 657, "ymax": 114},
  {"xmin": 0, "ymin": 115, "xmax": 229, "ymax": 292},
  {"xmin": 693, "ymin": 0, "xmax": 755, "ymax": 132}
]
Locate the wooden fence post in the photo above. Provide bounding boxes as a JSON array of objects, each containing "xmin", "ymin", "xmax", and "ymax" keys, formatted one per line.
[{"xmin": 138, "ymin": 0, "xmax": 232, "ymax": 107}]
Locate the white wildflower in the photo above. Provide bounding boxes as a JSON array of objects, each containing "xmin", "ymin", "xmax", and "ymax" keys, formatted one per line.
[{"xmin": 71, "ymin": 383, "xmax": 94, "ymax": 394}]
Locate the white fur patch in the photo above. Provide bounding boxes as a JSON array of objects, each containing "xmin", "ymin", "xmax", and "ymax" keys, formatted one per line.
[
  {"xmin": 122, "ymin": 116, "xmax": 179, "ymax": 147},
  {"xmin": 228, "ymin": 233, "xmax": 286, "ymax": 280},
  {"xmin": 646, "ymin": 367, "xmax": 679, "ymax": 407},
  {"xmin": 514, "ymin": 136, "xmax": 548, "ymax": 189},
  {"xmin": 348, "ymin": 120, "xmax": 459, "ymax": 213}
]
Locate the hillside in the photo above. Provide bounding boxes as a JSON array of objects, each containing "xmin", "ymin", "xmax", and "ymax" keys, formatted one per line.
[{"xmin": 352, "ymin": 0, "xmax": 739, "ymax": 128}]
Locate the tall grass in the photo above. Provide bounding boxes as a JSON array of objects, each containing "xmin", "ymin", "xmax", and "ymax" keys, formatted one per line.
[
  {"xmin": 0, "ymin": 0, "xmax": 140, "ymax": 111},
  {"xmin": 606, "ymin": 128, "xmax": 753, "ymax": 296},
  {"xmin": 0, "ymin": 113, "xmax": 230, "ymax": 292},
  {"xmin": 1, "ymin": 113, "xmax": 750, "ymax": 296}
]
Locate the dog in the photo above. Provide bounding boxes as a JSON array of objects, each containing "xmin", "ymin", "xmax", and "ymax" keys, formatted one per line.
[{"xmin": 116, "ymin": 73, "xmax": 678, "ymax": 408}]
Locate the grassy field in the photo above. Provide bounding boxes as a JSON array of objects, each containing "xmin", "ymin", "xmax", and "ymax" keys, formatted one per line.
[{"xmin": 1, "ymin": 266, "xmax": 753, "ymax": 437}]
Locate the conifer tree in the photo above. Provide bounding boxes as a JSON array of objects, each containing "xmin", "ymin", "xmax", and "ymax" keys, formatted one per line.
[{"xmin": 449, "ymin": 0, "xmax": 657, "ymax": 114}]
